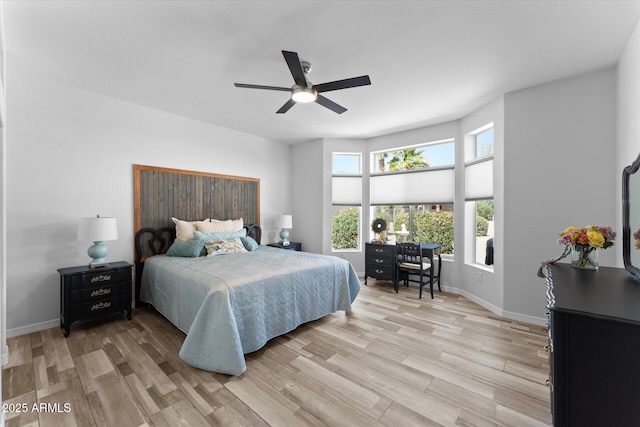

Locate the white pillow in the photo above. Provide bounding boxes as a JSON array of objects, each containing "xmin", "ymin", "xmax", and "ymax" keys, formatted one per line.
[
  {"xmin": 172, "ymin": 217, "xmax": 210, "ymax": 241},
  {"xmin": 196, "ymin": 218, "xmax": 243, "ymax": 233}
]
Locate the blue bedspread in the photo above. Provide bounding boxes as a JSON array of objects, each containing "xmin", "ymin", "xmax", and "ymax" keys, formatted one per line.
[{"xmin": 140, "ymin": 246, "xmax": 360, "ymax": 375}]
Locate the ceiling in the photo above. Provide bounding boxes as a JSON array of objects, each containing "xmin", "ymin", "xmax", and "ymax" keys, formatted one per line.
[{"xmin": 4, "ymin": 1, "xmax": 640, "ymax": 144}]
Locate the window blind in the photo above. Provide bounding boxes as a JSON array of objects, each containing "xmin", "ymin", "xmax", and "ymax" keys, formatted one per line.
[
  {"xmin": 332, "ymin": 175, "xmax": 362, "ymax": 206},
  {"xmin": 369, "ymin": 166, "xmax": 455, "ymax": 205},
  {"xmin": 465, "ymin": 156, "xmax": 493, "ymax": 200}
]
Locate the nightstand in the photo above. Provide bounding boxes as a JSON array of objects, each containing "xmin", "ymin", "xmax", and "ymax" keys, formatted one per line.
[
  {"xmin": 267, "ymin": 242, "xmax": 302, "ymax": 251},
  {"xmin": 364, "ymin": 243, "xmax": 397, "ymax": 288},
  {"xmin": 58, "ymin": 261, "xmax": 133, "ymax": 337}
]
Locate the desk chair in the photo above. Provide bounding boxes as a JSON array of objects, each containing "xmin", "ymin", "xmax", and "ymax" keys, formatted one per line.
[{"xmin": 396, "ymin": 242, "xmax": 435, "ymax": 299}]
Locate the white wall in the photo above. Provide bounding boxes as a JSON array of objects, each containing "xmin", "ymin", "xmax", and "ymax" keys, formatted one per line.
[
  {"xmin": 503, "ymin": 68, "xmax": 617, "ymax": 319},
  {"xmin": 291, "ymin": 139, "xmax": 324, "ymax": 254},
  {"xmin": 5, "ymin": 63, "xmax": 292, "ymax": 336},
  {"xmin": 617, "ymin": 20, "xmax": 640, "ymax": 266}
]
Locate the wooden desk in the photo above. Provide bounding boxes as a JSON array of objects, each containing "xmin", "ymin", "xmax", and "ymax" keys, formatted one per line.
[{"xmin": 365, "ymin": 242, "xmax": 442, "ymax": 294}]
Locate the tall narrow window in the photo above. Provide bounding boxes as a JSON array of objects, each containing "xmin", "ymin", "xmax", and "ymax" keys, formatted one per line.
[
  {"xmin": 465, "ymin": 125, "xmax": 494, "ymax": 266},
  {"xmin": 332, "ymin": 153, "xmax": 362, "ymax": 251}
]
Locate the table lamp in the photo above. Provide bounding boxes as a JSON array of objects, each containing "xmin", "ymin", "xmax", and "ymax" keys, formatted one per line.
[
  {"xmin": 77, "ymin": 215, "xmax": 118, "ymax": 268},
  {"xmin": 276, "ymin": 214, "xmax": 292, "ymax": 246}
]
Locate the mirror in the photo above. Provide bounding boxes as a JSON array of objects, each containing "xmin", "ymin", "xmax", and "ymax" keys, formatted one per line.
[{"xmin": 623, "ymin": 152, "xmax": 640, "ymax": 280}]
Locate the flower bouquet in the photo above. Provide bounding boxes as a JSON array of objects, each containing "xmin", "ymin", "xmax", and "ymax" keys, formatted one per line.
[{"xmin": 558, "ymin": 225, "xmax": 616, "ymax": 269}]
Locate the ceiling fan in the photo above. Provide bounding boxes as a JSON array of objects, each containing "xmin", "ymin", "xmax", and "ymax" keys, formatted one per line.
[{"xmin": 234, "ymin": 50, "xmax": 371, "ymax": 114}]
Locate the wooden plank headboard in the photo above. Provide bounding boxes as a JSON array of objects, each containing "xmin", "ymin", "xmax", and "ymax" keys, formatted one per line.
[{"xmin": 134, "ymin": 164, "xmax": 260, "ymax": 232}]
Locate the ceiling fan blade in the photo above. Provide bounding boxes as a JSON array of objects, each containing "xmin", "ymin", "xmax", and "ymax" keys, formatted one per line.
[
  {"xmin": 234, "ymin": 83, "xmax": 291, "ymax": 92},
  {"xmin": 276, "ymin": 98, "xmax": 296, "ymax": 114},
  {"xmin": 313, "ymin": 75, "xmax": 371, "ymax": 93},
  {"xmin": 315, "ymin": 94, "xmax": 347, "ymax": 114},
  {"xmin": 282, "ymin": 50, "xmax": 308, "ymax": 87}
]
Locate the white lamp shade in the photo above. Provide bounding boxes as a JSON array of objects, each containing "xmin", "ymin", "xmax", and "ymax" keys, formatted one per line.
[
  {"xmin": 77, "ymin": 216, "xmax": 118, "ymax": 242},
  {"xmin": 276, "ymin": 214, "xmax": 293, "ymax": 229}
]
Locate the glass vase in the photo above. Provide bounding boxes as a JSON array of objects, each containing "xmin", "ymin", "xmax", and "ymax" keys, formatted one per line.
[{"xmin": 571, "ymin": 245, "xmax": 599, "ymax": 270}]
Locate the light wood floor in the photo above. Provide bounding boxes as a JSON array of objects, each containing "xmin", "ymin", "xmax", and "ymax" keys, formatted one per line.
[{"xmin": 2, "ymin": 280, "xmax": 552, "ymax": 427}]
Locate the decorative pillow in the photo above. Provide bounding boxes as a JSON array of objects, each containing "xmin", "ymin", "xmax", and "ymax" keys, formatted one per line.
[
  {"xmin": 193, "ymin": 229, "xmax": 247, "ymax": 241},
  {"xmin": 240, "ymin": 236, "xmax": 259, "ymax": 251},
  {"xmin": 172, "ymin": 217, "xmax": 210, "ymax": 241},
  {"xmin": 196, "ymin": 218, "xmax": 244, "ymax": 233},
  {"xmin": 166, "ymin": 239, "xmax": 206, "ymax": 257},
  {"xmin": 205, "ymin": 238, "xmax": 247, "ymax": 256}
]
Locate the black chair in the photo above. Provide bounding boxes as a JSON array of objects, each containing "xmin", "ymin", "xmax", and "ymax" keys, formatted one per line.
[
  {"xmin": 485, "ymin": 238, "xmax": 494, "ymax": 265},
  {"xmin": 396, "ymin": 242, "xmax": 435, "ymax": 299}
]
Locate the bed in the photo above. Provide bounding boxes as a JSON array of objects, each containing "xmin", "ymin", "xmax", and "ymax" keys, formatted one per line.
[
  {"xmin": 132, "ymin": 165, "xmax": 360, "ymax": 375},
  {"xmin": 135, "ymin": 225, "xmax": 359, "ymax": 375}
]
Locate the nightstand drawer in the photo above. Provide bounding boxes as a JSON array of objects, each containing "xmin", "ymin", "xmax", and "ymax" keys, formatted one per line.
[
  {"xmin": 366, "ymin": 264, "xmax": 394, "ymax": 280},
  {"xmin": 365, "ymin": 244, "xmax": 395, "ymax": 257},
  {"xmin": 80, "ymin": 296, "xmax": 127, "ymax": 318},
  {"xmin": 71, "ymin": 283, "xmax": 123, "ymax": 304},
  {"xmin": 367, "ymin": 254, "xmax": 395, "ymax": 267},
  {"xmin": 69, "ymin": 268, "xmax": 130, "ymax": 290}
]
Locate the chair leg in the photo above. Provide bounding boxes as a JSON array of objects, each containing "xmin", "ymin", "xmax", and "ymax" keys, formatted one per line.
[
  {"xmin": 436, "ymin": 254, "xmax": 442, "ymax": 292},
  {"xmin": 429, "ymin": 267, "xmax": 434, "ymax": 299}
]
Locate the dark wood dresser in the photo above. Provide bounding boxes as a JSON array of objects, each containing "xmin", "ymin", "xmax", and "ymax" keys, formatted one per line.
[
  {"xmin": 58, "ymin": 261, "xmax": 133, "ymax": 337},
  {"xmin": 364, "ymin": 243, "xmax": 397, "ymax": 289},
  {"xmin": 545, "ymin": 264, "xmax": 640, "ymax": 426}
]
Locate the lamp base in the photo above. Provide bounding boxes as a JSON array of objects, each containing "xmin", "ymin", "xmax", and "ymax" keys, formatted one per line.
[
  {"xmin": 90, "ymin": 261, "xmax": 110, "ymax": 269},
  {"xmin": 279, "ymin": 228, "xmax": 290, "ymax": 245},
  {"xmin": 87, "ymin": 241, "xmax": 110, "ymax": 268}
]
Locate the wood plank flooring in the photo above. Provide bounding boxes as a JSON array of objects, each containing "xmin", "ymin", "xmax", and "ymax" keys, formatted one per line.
[{"xmin": 2, "ymin": 280, "xmax": 552, "ymax": 426}]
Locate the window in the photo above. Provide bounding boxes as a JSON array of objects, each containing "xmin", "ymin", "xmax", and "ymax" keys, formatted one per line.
[
  {"xmin": 465, "ymin": 124, "xmax": 494, "ymax": 267},
  {"xmin": 370, "ymin": 139, "xmax": 456, "ymax": 256},
  {"xmin": 475, "ymin": 127, "xmax": 494, "ymax": 158},
  {"xmin": 373, "ymin": 139, "xmax": 455, "ymax": 173},
  {"xmin": 332, "ymin": 153, "xmax": 362, "ymax": 251},
  {"xmin": 333, "ymin": 153, "xmax": 360, "ymax": 174},
  {"xmin": 372, "ymin": 204, "xmax": 454, "ymax": 255}
]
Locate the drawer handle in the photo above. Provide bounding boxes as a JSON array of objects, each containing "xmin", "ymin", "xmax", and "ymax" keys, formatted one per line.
[
  {"xmin": 375, "ymin": 259, "xmax": 384, "ymax": 264},
  {"xmin": 91, "ymin": 274, "xmax": 111, "ymax": 283},
  {"xmin": 91, "ymin": 288, "xmax": 111, "ymax": 297},
  {"xmin": 375, "ymin": 248, "xmax": 384, "ymax": 253},
  {"xmin": 375, "ymin": 269, "xmax": 384, "ymax": 274},
  {"xmin": 91, "ymin": 301, "xmax": 112, "ymax": 311}
]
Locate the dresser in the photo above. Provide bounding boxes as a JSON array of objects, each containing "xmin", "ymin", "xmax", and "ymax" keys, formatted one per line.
[
  {"xmin": 58, "ymin": 261, "xmax": 133, "ymax": 337},
  {"xmin": 364, "ymin": 243, "xmax": 397, "ymax": 288},
  {"xmin": 545, "ymin": 264, "xmax": 640, "ymax": 426}
]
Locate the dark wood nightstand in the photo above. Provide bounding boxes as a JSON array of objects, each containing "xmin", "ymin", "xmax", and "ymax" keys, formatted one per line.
[
  {"xmin": 364, "ymin": 243, "xmax": 397, "ymax": 288},
  {"xmin": 267, "ymin": 242, "xmax": 302, "ymax": 251},
  {"xmin": 58, "ymin": 261, "xmax": 133, "ymax": 337}
]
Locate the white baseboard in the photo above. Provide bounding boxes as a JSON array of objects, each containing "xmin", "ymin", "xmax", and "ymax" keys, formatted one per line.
[
  {"xmin": 440, "ymin": 285, "xmax": 547, "ymax": 326},
  {"xmin": 6, "ymin": 319, "xmax": 60, "ymax": 339},
  {"xmin": 1, "ymin": 342, "xmax": 7, "ymax": 366}
]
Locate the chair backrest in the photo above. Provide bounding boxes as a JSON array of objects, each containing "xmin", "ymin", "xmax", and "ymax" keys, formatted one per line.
[{"xmin": 397, "ymin": 242, "xmax": 422, "ymax": 264}]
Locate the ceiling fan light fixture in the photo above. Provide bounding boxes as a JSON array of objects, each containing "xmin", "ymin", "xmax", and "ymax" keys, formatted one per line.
[{"xmin": 291, "ymin": 86, "xmax": 317, "ymax": 103}]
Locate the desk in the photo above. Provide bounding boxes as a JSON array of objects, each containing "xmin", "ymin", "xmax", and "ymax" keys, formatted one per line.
[
  {"xmin": 365, "ymin": 242, "xmax": 442, "ymax": 294},
  {"xmin": 395, "ymin": 243, "xmax": 442, "ymax": 293}
]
